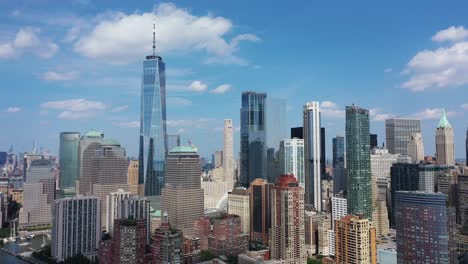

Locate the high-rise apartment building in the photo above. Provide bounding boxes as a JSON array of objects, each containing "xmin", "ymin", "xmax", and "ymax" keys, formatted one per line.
[
  {"xmin": 52, "ymin": 196, "xmax": 101, "ymax": 262},
  {"xmin": 333, "ymin": 136, "xmax": 346, "ymax": 194},
  {"xmin": 227, "ymin": 187, "xmax": 250, "ymax": 234},
  {"xmin": 459, "ymin": 174, "xmax": 468, "ymax": 230},
  {"xmin": 151, "ymin": 213, "xmax": 183, "ymax": 263},
  {"xmin": 270, "ymin": 175, "xmax": 307, "ymax": 264},
  {"xmin": 395, "ymin": 191, "xmax": 456, "ymax": 263},
  {"xmin": 249, "ymin": 178, "xmax": 272, "ymax": 245},
  {"xmin": 240, "ymin": 91, "xmax": 267, "ymax": 187},
  {"xmin": 161, "ymin": 146, "xmax": 204, "ymax": 235},
  {"xmin": 335, "ymin": 215, "xmax": 377, "ymax": 264},
  {"xmin": 436, "ymin": 109, "xmax": 455, "ymax": 166},
  {"xmin": 208, "ymin": 214, "xmax": 249, "ymax": 257},
  {"xmin": 105, "ymin": 189, "xmax": 131, "ymax": 236},
  {"xmin": 331, "ymin": 196, "xmax": 347, "ymax": 230},
  {"xmin": 304, "ymin": 101, "xmax": 322, "ymax": 210},
  {"xmin": 346, "ymin": 105, "xmax": 372, "ymax": 219},
  {"xmin": 223, "ymin": 119, "xmax": 234, "ymax": 185},
  {"xmin": 385, "ymin": 118, "xmax": 421, "ymax": 155},
  {"xmin": 59, "ymin": 132, "xmax": 80, "ymax": 190},
  {"xmin": 279, "ymin": 138, "xmax": 305, "ymax": 186},
  {"xmin": 19, "ymin": 158, "xmax": 55, "ymax": 228},
  {"xmin": 407, "ymin": 132, "xmax": 425, "ymax": 163},
  {"xmin": 138, "ymin": 42, "xmax": 167, "ymax": 196},
  {"xmin": 166, "ymin": 134, "xmax": 180, "ymax": 153},
  {"xmin": 113, "ymin": 218, "xmax": 148, "ymax": 264}
]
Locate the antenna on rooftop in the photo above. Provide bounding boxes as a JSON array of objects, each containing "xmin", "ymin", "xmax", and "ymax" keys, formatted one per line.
[{"xmin": 152, "ymin": 17, "xmax": 156, "ymax": 56}]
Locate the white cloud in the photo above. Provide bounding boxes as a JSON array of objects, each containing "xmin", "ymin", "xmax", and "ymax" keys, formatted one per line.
[
  {"xmin": 402, "ymin": 26, "xmax": 468, "ymax": 91},
  {"xmin": 74, "ymin": 3, "xmax": 259, "ymax": 64},
  {"xmin": 410, "ymin": 108, "xmax": 456, "ymax": 120},
  {"xmin": 41, "ymin": 98, "xmax": 106, "ymax": 120},
  {"xmin": 111, "ymin": 105, "xmax": 129, "ymax": 112},
  {"xmin": 210, "ymin": 84, "xmax": 231, "ymax": 94},
  {"xmin": 41, "ymin": 71, "xmax": 79, "ymax": 81},
  {"xmin": 0, "ymin": 27, "xmax": 58, "ymax": 59},
  {"xmin": 369, "ymin": 108, "xmax": 394, "ymax": 121},
  {"xmin": 6, "ymin": 107, "xmax": 21, "ymax": 113},
  {"xmin": 166, "ymin": 118, "xmax": 215, "ymax": 128},
  {"xmin": 320, "ymin": 101, "xmax": 345, "ymax": 118},
  {"xmin": 384, "ymin": 68, "xmax": 392, "ymax": 73},
  {"xmin": 167, "ymin": 97, "xmax": 192, "ymax": 107},
  {"xmin": 320, "ymin": 101, "xmax": 338, "ymax": 108},
  {"xmin": 432, "ymin": 26, "xmax": 468, "ymax": 42},
  {"xmin": 188, "ymin": 81, "xmax": 207, "ymax": 92},
  {"xmin": 113, "ymin": 121, "xmax": 139, "ymax": 128},
  {"xmin": 462, "ymin": 103, "xmax": 468, "ymax": 110}
]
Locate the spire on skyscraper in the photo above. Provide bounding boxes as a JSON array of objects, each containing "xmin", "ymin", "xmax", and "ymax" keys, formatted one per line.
[
  {"xmin": 152, "ymin": 18, "xmax": 156, "ymax": 56},
  {"xmin": 438, "ymin": 108, "xmax": 452, "ymax": 128}
]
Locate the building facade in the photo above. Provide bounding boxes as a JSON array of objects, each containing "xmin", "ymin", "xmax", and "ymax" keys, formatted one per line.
[
  {"xmin": 250, "ymin": 178, "xmax": 272, "ymax": 245},
  {"xmin": 151, "ymin": 213, "xmax": 183, "ymax": 264},
  {"xmin": 78, "ymin": 130, "xmax": 104, "ymax": 196},
  {"xmin": 333, "ymin": 136, "xmax": 346, "ymax": 194},
  {"xmin": 279, "ymin": 138, "xmax": 305, "ymax": 186},
  {"xmin": 346, "ymin": 105, "xmax": 372, "ymax": 219},
  {"xmin": 223, "ymin": 119, "xmax": 235, "ymax": 185},
  {"xmin": 385, "ymin": 118, "xmax": 421, "ymax": 155},
  {"xmin": 407, "ymin": 132, "xmax": 425, "ymax": 163},
  {"xmin": 228, "ymin": 187, "xmax": 250, "ymax": 234},
  {"xmin": 59, "ymin": 132, "xmax": 80, "ymax": 190},
  {"xmin": 166, "ymin": 134, "xmax": 180, "ymax": 153},
  {"xmin": 304, "ymin": 101, "xmax": 322, "ymax": 210},
  {"xmin": 331, "ymin": 196, "xmax": 347, "ymax": 230},
  {"xmin": 208, "ymin": 214, "xmax": 249, "ymax": 257},
  {"xmin": 435, "ymin": 109, "xmax": 455, "ymax": 166},
  {"xmin": 106, "ymin": 189, "xmax": 131, "ymax": 236}
]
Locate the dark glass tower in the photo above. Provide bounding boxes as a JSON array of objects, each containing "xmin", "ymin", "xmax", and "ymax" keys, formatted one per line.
[
  {"xmin": 59, "ymin": 132, "xmax": 80, "ymax": 190},
  {"xmin": 240, "ymin": 91, "xmax": 267, "ymax": 187},
  {"xmin": 370, "ymin": 133, "xmax": 378, "ymax": 149},
  {"xmin": 465, "ymin": 128, "xmax": 468, "ymax": 165},
  {"xmin": 320, "ymin": 127, "xmax": 326, "ymax": 178},
  {"xmin": 332, "ymin": 136, "xmax": 345, "ymax": 194},
  {"xmin": 291, "ymin": 127, "xmax": 303, "ymax": 139},
  {"xmin": 138, "ymin": 32, "xmax": 167, "ymax": 196},
  {"xmin": 345, "ymin": 105, "xmax": 372, "ymax": 219}
]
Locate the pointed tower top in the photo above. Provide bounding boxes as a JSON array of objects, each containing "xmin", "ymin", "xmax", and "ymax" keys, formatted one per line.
[
  {"xmin": 437, "ymin": 108, "xmax": 452, "ymax": 128},
  {"xmin": 152, "ymin": 18, "xmax": 156, "ymax": 56}
]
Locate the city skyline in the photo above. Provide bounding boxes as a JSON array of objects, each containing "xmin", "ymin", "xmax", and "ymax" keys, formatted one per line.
[{"xmin": 0, "ymin": 1, "xmax": 467, "ymax": 160}]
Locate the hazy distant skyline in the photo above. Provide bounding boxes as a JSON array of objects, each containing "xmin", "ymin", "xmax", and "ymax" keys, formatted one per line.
[{"xmin": 0, "ymin": 0, "xmax": 467, "ymax": 159}]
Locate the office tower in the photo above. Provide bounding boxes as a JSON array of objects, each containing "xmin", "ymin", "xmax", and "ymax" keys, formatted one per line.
[
  {"xmin": 138, "ymin": 32, "xmax": 167, "ymax": 196},
  {"xmin": 460, "ymin": 174, "xmax": 468, "ymax": 230},
  {"xmin": 385, "ymin": 118, "xmax": 421, "ymax": 155},
  {"xmin": 223, "ymin": 119, "xmax": 234, "ymax": 185},
  {"xmin": 151, "ymin": 213, "xmax": 183, "ymax": 263},
  {"xmin": 279, "ymin": 138, "xmax": 305, "ymax": 186},
  {"xmin": 52, "ymin": 196, "xmax": 101, "ymax": 262},
  {"xmin": 23, "ymin": 152, "xmax": 52, "ymax": 181},
  {"xmin": 331, "ymin": 196, "xmax": 347, "ymax": 230},
  {"xmin": 304, "ymin": 101, "xmax": 322, "ymax": 210},
  {"xmin": 291, "ymin": 126, "xmax": 304, "ymax": 139},
  {"xmin": 372, "ymin": 200, "xmax": 389, "ymax": 237},
  {"xmin": 78, "ymin": 130, "xmax": 104, "ymax": 195},
  {"xmin": 407, "ymin": 132, "xmax": 425, "ymax": 163},
  {"xmin": 166, "ymin": 134, "xmax": 180, "ymax": 153},
  {"xmin": 321, "ymin": 127, "xmax": 326, "ymax": 177},
  {"xmin": 214, "ymin": 150, "xmax": 223, "ymax": 168},
  {"xmin": 208, "ymin": 214, "xmax": 249, "ymax": 256},
  {"xmin": 240, "ymin": 91, "xmax": 267, "ymax": 187},
  {"xmin": 249, "ymin": 178, "xmax": 272, "ymax": 245},
  {"xmin": 19, "ymin": 158, "xmax": 55, "ymax": 228},
  {"xmin": 266, "ymin": 97, "xmax": 287, "ymax": 152},
  {"xmin": 370, "ymin": 147, "xmax": 399, "ymax": 204},
  {"xmin": 105, "ymin": 189, "xmax": 131, "ymax": 236},
  {"xmin": 127, "ymin": 160, "xmax": 141, "ymax": 195},
  {"xmin": 346, "ymin": 105, "xmax": 372, "ymax": 219},
  {"xmin": 305, "ymin": 211, "xmax": 330, "ymax": 255},
  {"xmin": 335, "ymin": 215, "xmax": 377, "ymax": 264},
  {"xmin": 389, "ymin": 163, "xmax": 419, "ymax": 226},
  {"xmin": 59, "ymin": 132, "xmax": 80, "ymax": 190},
  {"xmin": 227, "ymin": 187, "xmax": 250, "ymax": 234},
  {"xmin": 436, "ymin": 109, "xmax": 455, "ymax": 166},
  {"xmin": 0, "ymin": 151, "xmax": 6, "ymax": 166},
  {"xmin": 161, "ymin": 146, "xmax": 204, "ymax": 235},
  {"xmin": 466, "ymin": 128, "xmax": 468, "ymax": 165},
  {"xmin": 333, "ymin": 136, "xmax": 346, "ymax": 194},
  {"xmin": 270, "ymin": 175, "xmax": 307, "ymax": 263},
  {"xmin": 370, "ymin": 133, "xmax": 378, "ymax": 149},
  {"xmin": 395, "ymin": 191, "xmax": 456, "ymax": 263},
  {"xmin": 317, "ymin": 215, "xmax": 332, "ymax": 256}
]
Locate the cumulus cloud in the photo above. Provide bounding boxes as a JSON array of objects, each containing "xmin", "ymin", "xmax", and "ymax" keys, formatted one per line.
[
  {"xmin": 6, "ymin": 107, "xmax": 21, "ymax": 113},
  {"xmin": 369, "ymin": 108, "xmax": 394, "ymax": 121},
  {"xmin": 41, "ymin": 98, "xmax": 106, "ymax": 120},
  {"xmin": 210, "ymin": 84, "xmax": 231, "ymax": 94},
  {"xmin": 166, "ymin": 118, "xmax": 215, "ymax": 128},
  {"xmin": 0, "ymin": 27, "xmax": 58, "ymax": 59},
  {"xmin": 41, "ymin": 71, "xmax": 79, "ymax": 81},
  {"xmin": 402, "ymin": 26, "xmax": 468, "ymax": 91},
  {"xmin": 113, "ymin": 121, "xmax": 139, "ymax": 128},
  {"xmin": 410, "ymin": 108, "xmax": 456, "ymax": 120},
  {"xmin": 319, "ymin": 101, "xmax": 345, "ymax": 118},
  {"xmin": 188, "ymin": 81, "xmax": 207, "ymax": 92},
  {"xmin": 110, "ymin": 105, "xmax": 129, "ymax": 112},
  {"xmin": 167, "ymin": 97, "xmax": 192, "ymax": 107},
  {"xmin": 74, "ymin": 3, "xmax": 259, "ymax": 64}
]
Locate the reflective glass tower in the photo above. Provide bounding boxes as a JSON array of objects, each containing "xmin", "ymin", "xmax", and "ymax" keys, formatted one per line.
[
  {"xmin": 240, "ymin": 91, "xmax": 267, "ymax": 187},
  {"xmin": 333, "ymin": 135, "xmax": 346, "ymax": 194},
  {"xmin": 59, "ymin": 132, "xmax": 80, "ymax": 190},
  {"xmin": 303, "ymin": 102, "xmax": 321, "ymax": 210},
  {"xmin": 346, "ymin": 105, "xmax": 372, "ymax": 219},
  {"xmin": 138, "ymin": 24, "xmax": 167, "ymax": 196}
]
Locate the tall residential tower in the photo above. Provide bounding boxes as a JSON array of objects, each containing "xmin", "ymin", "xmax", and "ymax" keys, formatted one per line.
[{"xmin": 304, "ymin": 102, "xmax": 322, "ymax": 210}]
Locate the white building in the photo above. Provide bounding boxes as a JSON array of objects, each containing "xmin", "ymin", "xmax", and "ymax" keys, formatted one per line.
[
  {"xmin": 52, "ymin": 196, "xmax": 101, "ymax": 262},
  {"xmin": 327, "ymin": 230, "xmax": 335, "ymax": 256},
  {"xmin": 279, "ymin": 138, "xmax": 305, "ymax": 186},
  {"xmin": 227, "ymin": 187, "xmax": 250, "ymax": 234},
  {"xmin": 331, "ymin": 196, "xmax": 347, "ymax": 230},
  {"xmin": 105, "ymin": 189, "xmax": 131, "ymax": 236},
  {"xmin": 223, "ymin": 119, "xmax": 235, "ymax": 187},
  {"xmin": 407, "ymin": 132, "xmax": 425, "ymax": 163},
  {"xmin": 371, "ymin": 147, "xmax": 399, "ymax": 181},
  {"xmin": 303, "ymin": 102, "xmax": 322, "ymax": 210}
]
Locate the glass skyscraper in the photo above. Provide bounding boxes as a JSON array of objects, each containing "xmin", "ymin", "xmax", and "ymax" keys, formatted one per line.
[
  {"xmin": 333, "ymin": 135, "xmax": 346, "ymax": 194},
  {"xmin": 240, "ymin": 91, "xmax": 267, "ymax": 187},
  {"xmin": 138, "ymin": 53, "xmax": 167, "ymax": 196},
  {"xmin": 346, "ymin": 105, "xmax": 372, "ymax": 219},
  {"xmin": 59, "ymin": 132, "xmax": 80, "ymax": 190},
  {"xmin": 266, "ymin": 97, "xmax": 287, "ymax": 151},
  {"xmin": 385, "ymin": 118, "xmax": 421, "ymax": 155}
]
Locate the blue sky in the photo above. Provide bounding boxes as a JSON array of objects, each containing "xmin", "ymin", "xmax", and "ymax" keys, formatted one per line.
[{"xmin": 0, "ymin": 0, "xmax": 467, "ymax": 159}]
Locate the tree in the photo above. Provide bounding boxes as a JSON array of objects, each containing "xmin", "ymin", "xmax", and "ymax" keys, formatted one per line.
[
  {"xmin": 64, "ymin": 254, "xmax": 91, "ymax": 264},
  {"xmin": 198, "ymin": 250, "xmax": 216, "ymax": 261}
]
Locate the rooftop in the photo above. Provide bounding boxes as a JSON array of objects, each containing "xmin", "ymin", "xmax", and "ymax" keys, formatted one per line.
[
  {"xmin": 169, "ymin": 145, "xmax": 198, "ymax": 153},
  {"xmin": 84, "ymin": 130, "xmax": 103, "ymax": 138},
  {"xmin": 437, "ymin": 109, "xmax": 452, "ymax": 128},
  {"xmin": 102, "ymin": 138, "xmax": 120, "ymax": 146}
]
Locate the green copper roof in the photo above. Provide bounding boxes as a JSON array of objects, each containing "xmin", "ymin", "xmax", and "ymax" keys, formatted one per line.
[
  {"xmin": 84, "ymin": 130, "xmax": 102, "ymax": 138},
  {"xmin": 102, "ymin": 138, "xmax": 120, "ymax": 146},
  {"xmin": 437, "ymin": 109, "xmax": 452, "ymax": 128},
  {"xmin": 169, "ymin": 145, "xmax": 198, "ymax": 153}
]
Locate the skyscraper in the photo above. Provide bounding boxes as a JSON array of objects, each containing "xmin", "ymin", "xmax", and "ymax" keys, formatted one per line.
[
  {"xmin": 370, "ymin": 133, "xmax": 378, "ymax": 149},
  {"xmin": 407, "ymin": 132, "xmax": 425, "ymax": 163},
  {"xmin": 331, "ymin": 196, "xmax": 347, "ymax": 230},
  {"xmin": 52, "ymin": 196, "xmax": 101, "ymax": 262},
  {"xmin": 240, "ymin": 91, "xmax": 267, "ymax": 187},
  {"xmin": 138, "ymin": 27, "xmax": 167, "ymax": 196},
  {"xmin": 127, "ymin": 160, "xmax": 140, "ymax": 195},
  {"xmin": 266, "ymin": 97, "xmax": 287, "ymax": 152},
  {"xmin": 436, "ymin": 109, "xmax": 455, "ymax": 166},
  {"xmin": 321, "ymin": 127, "xmax": 326, "ymax": 178},
  {"xmin": 249, "ymin": 178, "xmax": 272, "ymax": 245},
  {"xmin": 161, "ymin": 146, "xmax": 204, "ymax": 235},
  {"xmin": 59, "ymin": 132, "xmax": 80, "ymax": 191},
  {"xmin": 151, "ymin": 213, "xmax": 183, "ymax": 263},
  {"xmin": 466, "ymin": 128, "xmax": 468, "ymax": 165},
  {"xmin": 223, "ymin": 119, "xmax": 234, "ymax": 185},
  {"xmin": 228, "ymin": 188, "xmax": 250, "ymax": 234},
  {"xmin": 279, "ymin": 138, "xmax": 305, "ymax": 186},
  {"xmin": 106, "ymin": 189, "xmax": 131, "ymax": 236},
  {"xmin": 291, "ymin": 126, "xmax": 304, "ymax": 139},
  {"xmin": 166, "ymin": 134, "xmax": 180, "ymax": 153},
  {"xmin": 270, "ymin": 175, "xmax": 307, "ymax": 263},
  {"xmin": 214, "ymin": 150, "xmax": 223, "ymax": 168},
  {"xmin": 304, "ymin": 101, "xmax": 322, "ymax": 210},
  {"xmin": 346, "ymin": 105, "xmax": 372, "ymax": 219},
  {"xmin": 395, "ymin": 191, "xmax": 456, "ymax": 263},
  {"xmin": 333, "ymin": 136, "xmax": 346, "ymax": 194},
  {"xmin": 385, "ymin": 118, "xmax": 421, "ymax": 155},
  {"xmin": 78, "ymin": 130, "xmax": 104, "ymax": 195}
]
